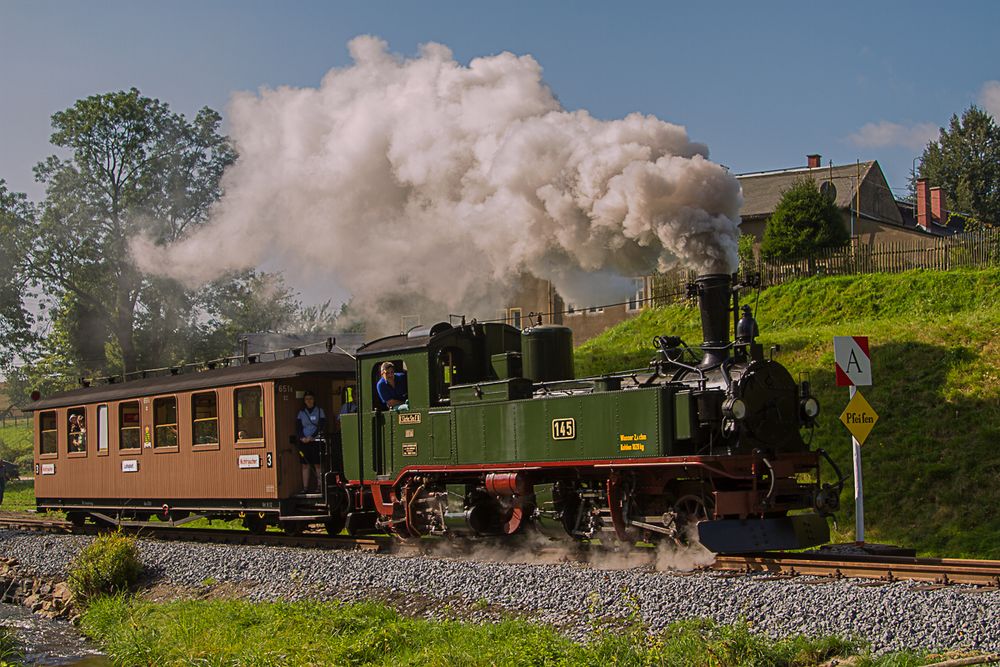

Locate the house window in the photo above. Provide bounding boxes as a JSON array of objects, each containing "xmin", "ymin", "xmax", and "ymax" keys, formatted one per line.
[
  {"xmin": 508, "ymin": 308, "xmax": 522, "ymax": 329},
  {"xmin": 119, "ymin": 402, "xmax": 141, "ymax": 450},
  {"xmin": 627, "ymin": 277, "xmax": 647, "ymax": 312},
  {"xmin": 565, "ymin": 303, "xmax": 603, "ymax": 315},
  {"xmin": 153, "ymin": 397, "xmax": 178, "ymax": 447},
  {"xmin": 67, "ymin": 407, "xmax": 87, "ymax": 453},
  {"xmin": 235, "ymin": 387, "xmax": 264, "ymax": 441},
  {"xmin": 97, "ymin": 405, "xmax": 108, "ymax": 452},
  {"xmin": 40, "ymin": 411, "xmax": 58, "ymax": 455},
  {"xmin": 192, "ymin": 392, "xmax": 219, "ymax": 445}
]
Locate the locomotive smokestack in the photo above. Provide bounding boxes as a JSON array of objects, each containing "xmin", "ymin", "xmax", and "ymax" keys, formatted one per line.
[{"xmin": 695, "ymin": 273, "xmax": 732, "ymax": 368}]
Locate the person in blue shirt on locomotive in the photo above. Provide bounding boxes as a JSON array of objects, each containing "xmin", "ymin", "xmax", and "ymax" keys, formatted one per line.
[
  {"xmin": 296, "ymin": 391, "xmax": 326, "ymax": 493},
  {"xmin": 376, "ymin": 362, "xmax": 408, "ymax": 411}
]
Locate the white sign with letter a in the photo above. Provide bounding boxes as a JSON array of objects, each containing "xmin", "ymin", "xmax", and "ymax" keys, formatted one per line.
[{"xmin": 833, "ymin": 336, "xmax": 872, "ymax": 387}]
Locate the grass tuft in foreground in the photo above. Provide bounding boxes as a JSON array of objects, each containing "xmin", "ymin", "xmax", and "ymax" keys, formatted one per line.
[
  {"xmin": 79, "ymin": 596, "xmax": 929, "ymax": 667},
  {"xmin": 67, "ymin": 531, "xmax": 142, "ymax": 604},
  {"xmin": 0, "ymin": 625, "xmax": 22, "ymax": 665}
]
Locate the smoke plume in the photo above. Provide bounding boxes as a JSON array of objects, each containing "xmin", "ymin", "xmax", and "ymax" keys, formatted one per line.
[{"xmin": 133, "ymin": 37, "xmax": 742, "ymax": 328}]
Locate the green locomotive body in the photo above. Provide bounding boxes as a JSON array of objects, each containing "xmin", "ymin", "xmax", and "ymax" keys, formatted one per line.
[{"xmin": 340, "ymin": 274, "xmax": 839, "ymax": 552}]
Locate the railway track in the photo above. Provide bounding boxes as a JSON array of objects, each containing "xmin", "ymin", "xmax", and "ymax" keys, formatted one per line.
[
  {"xmin": 714, "ymin": 552, "xmax": 1000, "ymax": 588},
  {"xmin": 2, "ymin": 514, "xmax": 999, "ymax": 587}
]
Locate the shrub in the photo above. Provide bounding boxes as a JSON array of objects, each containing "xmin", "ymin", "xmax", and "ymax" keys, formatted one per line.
[
  {"xmin": 67, "ymin": 531, "xmax": 142, "ymax": 604},
  {"xmin": 761, "ymin": 177, "xmax": 848, "ymax": 261}
]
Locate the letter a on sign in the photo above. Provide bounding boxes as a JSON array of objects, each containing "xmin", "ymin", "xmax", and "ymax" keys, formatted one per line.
[{"xmin": 833, "ymin": 336, "xmax": 872, "ymax": 387}]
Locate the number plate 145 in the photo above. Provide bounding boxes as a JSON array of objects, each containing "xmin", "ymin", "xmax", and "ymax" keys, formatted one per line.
[{"xmin": 551, "ymin": 418, "xmax": 576, "ymax": 440}]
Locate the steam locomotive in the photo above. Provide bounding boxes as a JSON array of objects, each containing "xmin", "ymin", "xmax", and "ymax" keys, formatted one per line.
[{"xmin": 29, "ymin": 273, "xmax": 839, "ymax": 553}]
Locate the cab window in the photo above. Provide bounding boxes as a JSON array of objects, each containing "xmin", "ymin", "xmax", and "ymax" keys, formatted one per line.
[
  {"xmin": 192, "ymin": 392, "xmax": 219, "ymax": 445},
  {"xmin": 119, "ymin": 402, "xmax": 141, "ymax": 450},
  {"xmin": 40, "ymin": 411, "xmax": 58, "ymax": 455},
  {"xmin": 372, "ymin": 360, "xmax": 406, "ymax": 410},
  {"xmin": 153, "ymin": 397, "xmax": 178, "ymax": 447},
  {"xmin": 434, "ymin": 348, "xmax": 463, "ymax": 404},
  {"xmin": 235, "ymin": 387, "xmax": 263, "ymax": 441}
]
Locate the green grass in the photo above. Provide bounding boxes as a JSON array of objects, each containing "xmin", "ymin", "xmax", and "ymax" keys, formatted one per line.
[
  {"xmin": 0, "ymin": 421, "xmax": 32, "ymax": 472},
  {"xmin": 576, "ymin": 268, "xmax": 1000, "ymax": 558},
  {"xmin": 79, "ymin": 595, "xmax": 928, "ymax": 667},
  {"xmin": 0, "ymin": 479, "xmax": 36, "ymax": 512}
]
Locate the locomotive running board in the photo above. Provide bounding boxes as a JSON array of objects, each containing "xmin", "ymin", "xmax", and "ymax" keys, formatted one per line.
[{"xmin": 696, "ymin": 514, "xmax": 830, "ymax": 553}]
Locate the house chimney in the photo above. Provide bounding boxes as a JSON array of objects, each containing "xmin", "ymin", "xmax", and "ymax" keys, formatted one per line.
[
  {"xmin": 915, "ymin": 178, "xmax": 931, "ymax": 230},
  {"xmin": 807, "ymin": 154, "xmax": 821, "ymax": 169},
  {"xmin": 930, "ymin": 186, "xmax": 947, "ymax": 224}
]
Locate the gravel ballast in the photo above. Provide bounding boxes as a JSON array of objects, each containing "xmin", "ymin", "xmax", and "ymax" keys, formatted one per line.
[{"xmin": 1, "ymin": 529, "xmax": 997, "ymax": 654}]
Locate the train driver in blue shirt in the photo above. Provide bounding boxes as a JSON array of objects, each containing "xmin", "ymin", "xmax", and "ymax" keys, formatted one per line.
[{"xmin": 376, "ymin": 361, "xmax": 408, "ymax": 410}]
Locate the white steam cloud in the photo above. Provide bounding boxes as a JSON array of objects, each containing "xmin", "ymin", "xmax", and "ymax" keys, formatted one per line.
[{"xmin": 133, "ymin": 37, "xmax": 742, "ymax": 325}]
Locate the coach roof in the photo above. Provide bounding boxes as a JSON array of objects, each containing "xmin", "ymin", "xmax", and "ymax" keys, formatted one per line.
[{"xmin": 24, "ymin": 353, "xmax": 356, "ymax": 412}]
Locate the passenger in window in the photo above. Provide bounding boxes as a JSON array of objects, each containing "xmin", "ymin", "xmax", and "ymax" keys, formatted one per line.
[
  {"xmin": 376, "ymin": 362, "xmax": 408, "ymax": 410},
  {"xmin": 69, "ymin": 414, "xmax": 86, "ymax": 452},
  {"xmin": 296, "ymin": 392, "xmax": 326, "ymax": 493}
]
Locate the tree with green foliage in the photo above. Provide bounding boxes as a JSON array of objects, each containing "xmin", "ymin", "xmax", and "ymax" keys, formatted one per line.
[
  {"xmin": 23, "ymin": 88, "xmax": 238, "ymax": 373},
  {"xmin": 0, "ymin": 90, "xmax": 309, "ymax": 396},
  {"xmin": 0, "ymin": 181, "xmax": 36, "ymax": 369},
  {"xmin": 917, "ymin": 105, "xmax": 1000, "ymax": 228},
  {"xmin": 760, "ymin": 178, "xmax": 848, "ymax": 261}
]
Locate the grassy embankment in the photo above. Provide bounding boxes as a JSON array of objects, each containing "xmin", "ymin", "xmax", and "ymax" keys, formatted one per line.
[
  {"xmin": 576, "ymin": 268, "xmax": 1000, "ymax": 558},
  {"xmin": 78, "ymin": 595, "xmax": 933, "ymax": 667}
]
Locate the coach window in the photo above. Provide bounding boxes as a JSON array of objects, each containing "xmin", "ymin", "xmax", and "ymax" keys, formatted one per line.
[
  {"xmin": 119, "ymin": 402, "xmax": 141, "ymax": 450},
  {"xmin": 235, "ymin": 386, "xmax": 264, "ymax": 443},
  {"xmin": 97, "ymin": 405, "xmax": 109, "ymax": 455},
  {"xmin": 192, "ymin": 392, "xmax": 219, "ymax": 448},
  {"xmin": 67, "ymin": 407, "xmax": 87, "ymax": 454},
  {"xmin": 153, "ymin": 397, "xmax": 178, "ymax": 448},
  {"xmin": 40, "ymin": 411, "xmax": 58, "ymax": 456}
]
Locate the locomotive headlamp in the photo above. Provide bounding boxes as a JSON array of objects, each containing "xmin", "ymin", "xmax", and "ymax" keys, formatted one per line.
[
  {"xmin": 801, "ymin": 397, "xmax": 820, "ymax": 419},
  {"xmin": 722, "ymin": 397, "xmax": 747, "ymax": 421}
]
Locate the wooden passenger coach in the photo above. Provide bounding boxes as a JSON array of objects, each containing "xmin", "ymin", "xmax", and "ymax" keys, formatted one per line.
[{"xmin": 26, "ymin": 353, "xmax": 355, "ymax": 531}]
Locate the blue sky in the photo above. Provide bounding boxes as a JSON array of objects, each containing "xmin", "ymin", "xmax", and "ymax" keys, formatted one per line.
[{"xmin": 2, "ymin": 1, "xmax": 998, "ymax": 203}]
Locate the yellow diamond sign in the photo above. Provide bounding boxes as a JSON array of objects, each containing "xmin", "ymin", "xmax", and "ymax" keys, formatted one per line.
[{"xmin": 839, "ymin": 390, "xmax": 878, "ymax": 445}]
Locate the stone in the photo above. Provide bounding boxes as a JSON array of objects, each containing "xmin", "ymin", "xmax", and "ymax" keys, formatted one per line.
[{"xmin": 53, "ymin": 582, "xmax": 71, "ymax": 600}]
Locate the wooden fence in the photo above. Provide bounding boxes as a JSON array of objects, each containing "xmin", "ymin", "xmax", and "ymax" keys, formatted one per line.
[
  {"xmin": 0, "ymin": 414, "xmax": 31, "ymax": 430},
  {"xmin": 649, "ymin": 228, "xmax": 1000, "ymax": 306},
  {"xmin": 751, "ymin": 228, "xmax": 1000, "ymax": 287}
]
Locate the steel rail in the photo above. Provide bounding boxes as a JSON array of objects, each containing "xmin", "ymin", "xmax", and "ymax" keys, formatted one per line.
[
  {"xmin": 712, "ymin": 552, "xmax": 1000, "ymax": 587},
  {"xmin": 0, "ymin": 514, "xmax": 389, "ymax": 552}
]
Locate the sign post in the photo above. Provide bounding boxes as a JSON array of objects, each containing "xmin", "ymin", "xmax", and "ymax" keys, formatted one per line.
[{"xmin": 833, "ymin": 336, "xmax": 876, "ymax": 545}]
